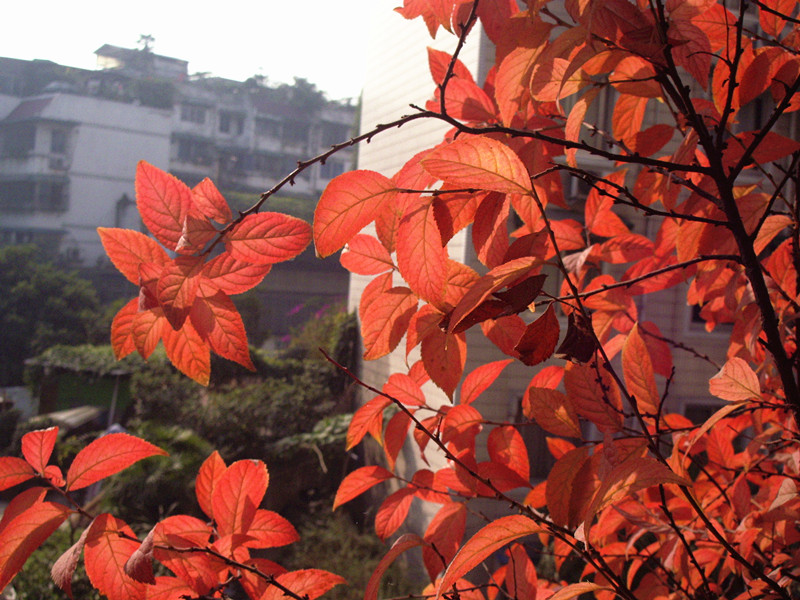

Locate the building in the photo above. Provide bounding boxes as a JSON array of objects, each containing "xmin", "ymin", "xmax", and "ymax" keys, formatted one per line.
[{"xmin": 0, "ymin": 46, "xmax": 357, "ymax": 268}]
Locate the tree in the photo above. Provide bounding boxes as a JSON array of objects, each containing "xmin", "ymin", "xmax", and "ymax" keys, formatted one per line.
[
  {"xmin": 3, "ymin": 0, "xmax": 800, "ymax": 599},
  {"xmin": 0, "ymin": 245, "xmax": 101, "ymax": 386}
]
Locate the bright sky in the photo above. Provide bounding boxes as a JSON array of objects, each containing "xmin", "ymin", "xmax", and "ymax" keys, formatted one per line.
[{"xmin": 3, "ymin": 1, "xmax": 389, "ymax": 101}]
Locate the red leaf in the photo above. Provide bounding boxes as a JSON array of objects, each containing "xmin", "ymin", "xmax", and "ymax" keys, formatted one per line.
[
  {"xmin": 124, "ymin": 526, "xmax": 156, "ymax": 584},
  {"xmin": 161, "ymin": 320, "xmax": 211, "ymax": 385},
  {"xmin": 131, "ymin": 308, "xmax": 167, "ymax": 360},
  {"xmin": 211, "ymin": 459, "xmax": 269, "ymax": 536},
  {"xmin": 397, "ymin": 197, "xmax": 450, "ymax": 307},
  {"xmin": 460, "ymin": 359, "xmax": 514, "ymax": 405},
  {"xmin": 66, "ymin": 433, "xmax": 167, "ymax": 491},
  {"xmin": 199, "ymin": 251, "xmax": 272, "ymax": 295},
  {"xmin": 192, "ymin": 177, "xmax": 232, "ymax": 224},
  {"xmin": 423, "ymin": 136, "xmax": 532, "ymax": 195},
  {"xmin": 473, "ymin": 192, "xmax": 510, "ymax": 268},
  {"xmin": 136, "ymin": 161, "xmax": 193, "ymax": 251},
  {"xmin": 488, "ymin": 426, "xmax": 529, "ymax": 482},
  {"xmin": 523, "ymin": 387, "xmax": 582, "ymax": 438},
  {"xmin": 225, "ymin": 212, "xmax": 311, "ymax": 265},
  {"xmin": 51, "ymin": 525, "xmax": 91, "ymax": 599},
  {"xmin": 548, "ymin": 582, "xmax": 614, "ymax": 600},
  {"xmin": 98, "ymin": 227, "xmax": 169, "ymax": 285},
  {"xmin": 724, "ymin": 131, "xmax": 800, "ymax": 171},
  {"xmin": 375, "ymin": 487, "xmax": 416, "ymax": 540},
  {"xmin": 622, "ymin": 323, "xmax": 660, "ymax": 415},
  {"xmin": 546, "ymin": 446, "xmax": 593, "ymax": 529},
  {"xmin": 584, "ymin": 455, "xmax": 689, "ymax": 525},
  {"xmin": 383, "ymin": 373, "xmax": 426, "ymax": 407},
  {"xmin": 564, "ymin": 362, "xmax": 624, "ymax": 433},
  {"xmin": 190, "ymin": 291, "xmax": 254, "ymax": 370},
  {"xmin": 334, "ymin": 466, "xmax": 394, "ymax": 510},
  {"xmin": 314, "ymin": 170, "xmax": 397, "ymax": 257},
  {"xmin": 142, "ymin": 577, "xmax": 197, "ymax": 600},
  {"xmin": 365, "ymin": 534, "xmax": 426, "ymax": 600},
  {"xmin": 157, "ymin": 256, "xmax": 205, "ymax": 329},
  {"xmin": 423, "ymin": 502, "xmax": 467, "ymax": 581},
  {"xmin": 195, "ymin": 451, "xmax": 227, "ymax": 520},
  {"xmin": 84, "ymin": 514, "xmax": 146, "ymax": 600},
  {"xmin": 422, "ymin": 329, "xmax": 467, "ymax": 398},
  {"xmin": 384, "ymin": 412, "xmax": 413, "ymax": 470},
  {"xmin": 437, "ymin": 515, "xmax": 543, "ymax": 598},
  {"xmin": 243, "ymin": 509, "xmax": 299, "ymax": 548},
  {"xmin": 21, "ymin": 427, "xmax": 58, "ymax": 474},
  {"xmin": 340, "ymin": 234, "xmax": 394, "ymax": 275},
  {"xmin": 447, "ymin": 257, "xmax": 541, "ymax": 334},
  {"xmin": 709, "ymin": 357, "xmax": 761, "ymax": 401},
  {"xmin": 361, "ymin": 287, "xmax": 418, "ymax": 360},
  {"xmin": 261, "ymin": 569, "xmax": 346, "ymax": 600},
  {"xmin": 612, "ymin": 94, "xmax": 648, "ymax": 143},
  {"xmin": 110, "ymin": 298, "xmax": 139, "ymax": 360},
  {"xmin": 514, "ymin": 304, "xmax": 560, "ymax": 366},
  {"xmin": 0, "ymin": 500, "xmax": 70, "ymax": 592}
]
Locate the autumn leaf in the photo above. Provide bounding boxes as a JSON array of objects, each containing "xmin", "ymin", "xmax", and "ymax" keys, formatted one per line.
[
  {"xmin": 189, "ymin": 291, "xmax": 254, "ymax": 370},
  {"xmin": 340, "ymin": 234, "xmax": 395, "ymax": 275},
  {"xmin": 192, "ymin": 177, "xmax": 232, "ymax": 224},
  {"xmin": 314, "ymin": 170, "xmax": 397, "ymax": 257},
  {"xmin": 375, "ymin": 487, "xmax": 416, "ymax": 540},
  {"xmin": 709, "ymin": 357, "xmax": 761, "ymax": 401},
  {"xmin": 98, "ymin": 227, "xmax": 170, "ymax": 285},
  {"xmin": 260, "ymin": 569, "xmax": 346, "ymax": 600},
  {"xmin": 65, "ymin": 434, "xmax": 167, "ymax": 491},
  {"xmin": 21, "ymin": 427, "xmax": 58, "ymax": 474},
  {"xmin": 622, "ymin": 323, "xmax": 660, "ymax": 415},
  {"xmin": 211, "ymin": 459, "xmax": 269, "ymax": 536},
  {"xmin": 225, "ymin": 212, "xmax": 311, "ymax": 265},
  {"xmin": 84, "ymin": 514, "xmax": 146, "ymax": 600},
  {"xmin": 514, "ymin": 304, "xmax": 560, "ymax": 366},
  {"xmin": 0, "ymin": 457, "xmax": 35, "ymax": 492},
  {"xmin": 334, "ymin": 466, "xmax": 394, "ymax": 510},
  {"xmin": 437, "ymin": 515, "xmax": 543, "ymax": 598},
  {"xmin": 135, "ymin": 161, "xmax": 193, "ymax": 251},
  {"xmin": 460, "ymin": 359, "xmax": 514, "ymax": 405},
  {"xmin": 365, "ymin": 535, "xmax": 426, "ymax": 600}
]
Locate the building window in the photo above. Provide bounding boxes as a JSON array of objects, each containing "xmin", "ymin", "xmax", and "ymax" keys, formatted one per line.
[
  {"xmin": 50, "ymin": 129, "xmax": 68, "ymax": 154},
  {"xmin": 321, "ymin": 123, "xmax": 351, "ymax": 147},
  {"xmin": 219, "ymin": 111, "xmax": 244, "ymax": 135},
  {"xmin": 1, "ymin": 123, "xmax": 36, "ymax": 158},
  {"xmin": 255, "ymin": 117, "xmax": 281, "ymax": 138},
  {"xmin": 320, "ymin": 161, "xmax": 345, "ymax": 180},
  {"xmin": 180, "ymin": 104, "xmax": 206, "ymax": 124},
  {"xmin": 0, "ymin": 180, "xmax": 67, "ymax": 213},
  {"xmin": 282, "ymin": 120, "xmax": 309, "ymax": 147},
  {"xmin": 175, "ymin": 138, "xmax": 214, "ymax": 165}
]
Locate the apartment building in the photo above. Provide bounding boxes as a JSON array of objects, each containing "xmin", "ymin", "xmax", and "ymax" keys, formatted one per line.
[{"xmin": 0, "ymin": 46, "xmax": 357, "ymax": 267}]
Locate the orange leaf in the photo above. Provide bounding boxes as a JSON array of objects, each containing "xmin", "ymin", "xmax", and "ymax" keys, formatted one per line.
[
  {"xmin": 211, "ymin": 459, "xmax": 269, "ymax": 536},
  {"xmin": 314, "ymin": 170, "xmax": 397, "ymax": 257},
  {"xmin": 361, "ymin": 287, "xmax": 418, "ymax": 360},
  {"xmin": 135, "ymin": 161, "xmax": 193, "ymax": 251},
  {"xmin": 0, "ymin": 500, "xmax": 70, "ymax": 592},
  {"xmin": 709, "ymin": 357, "xmax": 761, "ymax": 401},
  {"xmin": 261, "ymin": 569, "xmax": 346, "ymax": 600},
  {"xmin": 473, "ymin": 192, "xmax": 510, "ymax": 268},
  {"xmin": 340, "ymin": 234, "xmax": 394, "ymax": 275},
  {"xmin": 21, "ymin": 427, "xmax": 58, "ymax": 474},
  {"xmin": 585, "ymin": 454, "xmax": 689, "ymax": 524},
  {"xmin": 131, "ymin": 308, "xmax": 167, "ymax": 360},
  {"xmin": 423, "ymin": 503, "xmax": 467, "ymax": 581},
  {"xmin": 199, "ymin": 251, "xmax": 272, "ymax": 295},
  {"xmin": 65, "ymin": 434, "xmax": 166, "ymax": 492},
  {"xmin": 460, "ymin": 359, "xmax": 514, "ymax": 405},
  {"xmin": 84, "ymin": 514, "xmax": 145, "ymax": 600},
  {"xmin": 396, "ymin": 197, "xmax": 449, "ymax": 306},
  {"xmin": 365, "ymin": 535, "xmax": 426, "ymax": 600},
  {"xmin": 514, "ymin": 304, "xmax": 560, "ymax": 366},
  {"xmin": 422, "ymin": 329, "xmax": 467, "ymax": 398},
  {"xmin": 190, "ymin": 291, "xmax": 254, "ymax": 370},
  {"xmin": 192, "ymin": 177, "xmax": 232, "ymax": 224},
  {"xmin": 110, "ymin": 298, "xmax": 139, "ymax": 360},
  {"xmin": 334, "ymin": 466, "xmax": 394, "ymax": 510},
  {"xmin": 523, "ymin": 387, "xmax": 582, "ymax": 438},
  {"xmin": 97, "ymin": 227, "xmax": 169, "ymax": 285},
  {"xmin": 346, "ymin": 396, "xmax": 392, "ymax": 450},
  {"xmin": 622, "ymin": 323, "xmax": 659, "ymax": 415},
  {"xmin": 546, "ymin": 446, "xmax": 595, "ymax": 529},
  {"xmin": 157, "ymin": 256, "xmax": 205, "ymax": 329},
  {"xmin": 375, "ymin": 487, "xmax": 416, "ymax": 540},
  {"xmin": 161, "ymin": 320, "xmax": 211, "ymax": 385},
  {"xmin": 384, "ymin": 373, "xmax": 426, "ymax": 407},
  {"xmin": 0, "ymin": 457, "xmax": 35, "ymax": 492},
  {"xmin": 612, "ymin": 94, "xmax": 648, "ymax": 143},
  {"xmin": 437, "ymin": 515, "xmax": 543, "ymax": 598},
  {"xmin": 422, "ymin": 136, "xmax": 533, "ymax": 195},
  {"xmin": 140, "ymin": 576, "xmax": 196, "ymax": 600},
  {"xmin": 548, "ymin": 582, "xmax": 614, "ymax": 600},
  {"xmin": 225, "ymin": 212, "xmax": 311, "ymax": 265},
  {"xmin": 51, "ymin": 525, "xmax": 91, "ymax": 599},
  {"xmin": 242, "ymin": 509, "xmax": 299, "ymax": 549},
  {"xmin": 488, "ymin": 426, "xmax": 530, "ymax": 482},
  {"xmin": 195, "ymin": 451, "xmax": 227, "ymax": 520},
  {"xmin": 564, "ymin": 362, "xmax": 624, "ymax": 433}
]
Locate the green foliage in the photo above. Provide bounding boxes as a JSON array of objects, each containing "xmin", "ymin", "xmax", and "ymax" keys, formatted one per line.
[{"xmin": 0, "ymin": 245, "xmax": 102, "ymax": 386}]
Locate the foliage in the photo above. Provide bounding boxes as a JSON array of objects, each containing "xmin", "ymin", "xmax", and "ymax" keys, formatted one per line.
[
  {"xmin": 4, "ymin": 1, "xmax": 800, "ymax": 600},
  {"xmin": 0, "ymin": 245, "xmax": 102, "ymax": 386}
]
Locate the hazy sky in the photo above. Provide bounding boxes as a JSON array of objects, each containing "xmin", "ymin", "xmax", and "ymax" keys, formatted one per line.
[{"xmin": 3, "ymin": 1, "xmax": 391, "ymax": 100}]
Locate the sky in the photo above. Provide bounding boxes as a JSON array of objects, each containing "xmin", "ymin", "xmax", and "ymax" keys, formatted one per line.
[{"xmin": 3, "ymin": 1, "xmax": 387, "ymax": 101}]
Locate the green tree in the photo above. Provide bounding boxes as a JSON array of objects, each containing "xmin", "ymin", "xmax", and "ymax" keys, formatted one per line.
[{"xmin": 0, "ymin": 245, "xmax": 101, "ymax": 386}]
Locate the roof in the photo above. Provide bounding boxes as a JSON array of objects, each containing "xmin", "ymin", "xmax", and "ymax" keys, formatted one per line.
[{"xmin": 3, "ymin": 97, "xmax": 52, "ymax": 121}]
